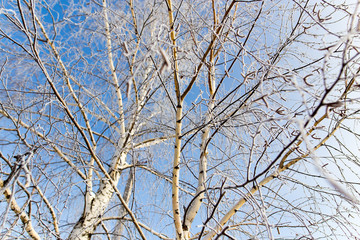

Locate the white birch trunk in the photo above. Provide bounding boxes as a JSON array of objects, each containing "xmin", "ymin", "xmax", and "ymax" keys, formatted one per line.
[
  {"xmin": 182, "ymin": 107, "xmax": 212, "ymax": 236},
  {"xmin": 68, "ymin": 174, "xmax": 118, "ymax": 239},
  {"xmin": 68, "ymin": 153, "xmax": 126, "ymax": 240},
  {"xmin": 113, "ymin": 169, "xmax": 134, "ymax": 239}
]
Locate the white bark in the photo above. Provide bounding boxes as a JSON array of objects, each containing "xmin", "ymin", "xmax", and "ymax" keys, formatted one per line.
[
  {"xmin": 182, "ymin": 103, "xmax": 213, "ymax": 236},
  {"xmin": 113, "ymin": 169, "xmax": 134, "ymax": 239},
  {"xmin": 68, "ymin": 168, "xmax": 122, "ymax": 240}
]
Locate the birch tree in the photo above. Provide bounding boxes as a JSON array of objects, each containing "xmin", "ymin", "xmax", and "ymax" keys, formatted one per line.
[{"xmin": 1, "ymin": 0, "xmax": 360, "ymax": 239}]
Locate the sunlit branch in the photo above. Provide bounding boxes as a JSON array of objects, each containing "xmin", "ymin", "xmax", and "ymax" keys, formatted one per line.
[
  {"xmin": 0, "ymin": 108, "xmax": 87, "ymax": 180},
  {"xmin": 203, "ymin": 115, "xmax": 345, "ymax": 239},
  {"xmin": 166, "ymin": 0, "xmax": 185, "ymax": 238},
  {"xmin": 181, "ymin": 0, "xmax": 238, "ymax": 101},
  {"xmin": 0, "ymin": 179, "xmax": 41, "ymax": 240}
]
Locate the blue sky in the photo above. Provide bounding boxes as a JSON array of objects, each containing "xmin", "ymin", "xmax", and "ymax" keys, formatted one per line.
[{"xmin": 1, "ymin": 0, "xmax": 360, "ymax": 239}]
